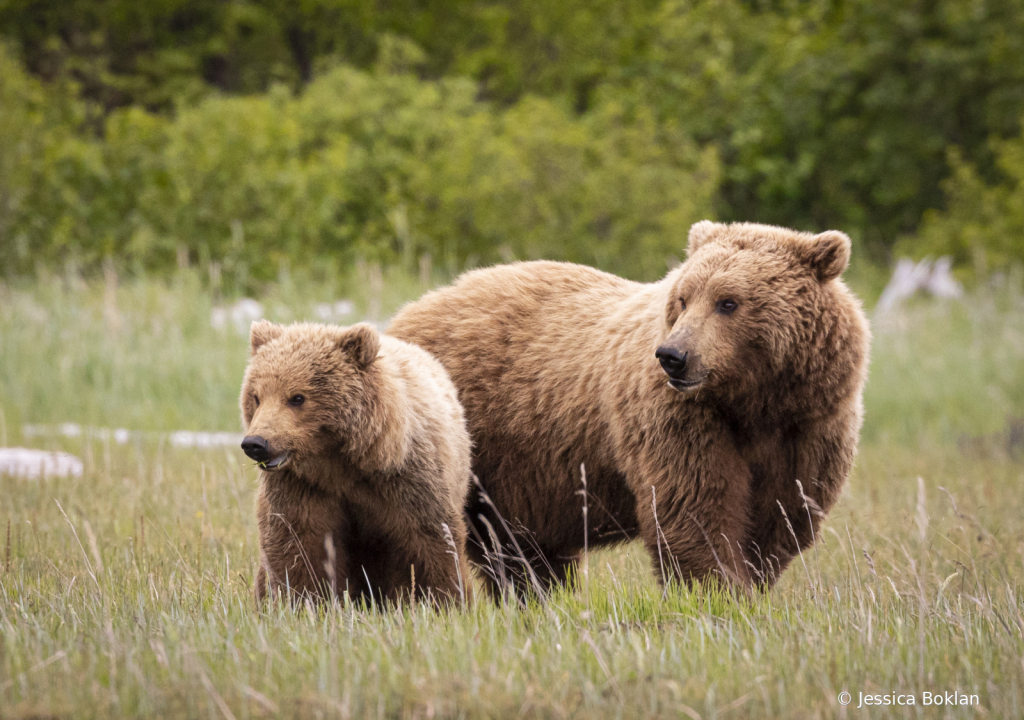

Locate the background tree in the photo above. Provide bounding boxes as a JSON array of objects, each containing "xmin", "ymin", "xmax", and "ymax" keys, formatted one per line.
[{"xmin": 1, "ymin": 0, "xmax": 1022, "ymax": 281}]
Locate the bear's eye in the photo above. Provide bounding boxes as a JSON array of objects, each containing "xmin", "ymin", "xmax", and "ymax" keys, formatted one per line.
[
  {"xmin": 253, "ymin": 395, "xmax": 260, "ymax": 407},
  {"xmin": 717, "ymin": 299, "xmax": 739, "ymax": 315},
  {"xmin": 288, "ymin": 394, "xmax": 305, "ymax": 407},
  {"xmin": 679, "ymin": 297, "xmax": 687, "ymax": 311}
]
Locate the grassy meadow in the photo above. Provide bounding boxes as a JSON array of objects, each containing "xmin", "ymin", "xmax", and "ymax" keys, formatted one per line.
[{"xmin": 2, "ymin": 268, "xmax": 1024, "ymax": 718}]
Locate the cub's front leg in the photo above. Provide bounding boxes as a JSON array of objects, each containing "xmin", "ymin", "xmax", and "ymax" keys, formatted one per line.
[
  {"xmin": 254, "ymin": 478, "xmax": 348, "ymax": 604},
  {"xmin": 400, "ymin": 514, "xmax": 474, "ymax": 606}
]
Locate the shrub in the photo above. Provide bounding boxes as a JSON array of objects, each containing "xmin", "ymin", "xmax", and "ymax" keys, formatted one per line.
[
  {"xmin": 901, "ymin": 135, "xmax": 1024, "ymax": 275},
  {"xmin": 0, "ymin": 59, "xmax": 719, "ymax": 283},
  {"xmin": 614, "ymin": 0, "xmax": 1024, "ymax": 256}
]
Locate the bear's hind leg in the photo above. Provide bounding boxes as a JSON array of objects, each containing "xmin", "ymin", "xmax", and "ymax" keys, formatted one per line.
[
  {"xmin": 465, "ymin": 491, "xmax": 575, "ymax": 601},
  {"xmin": 467, "ymin": 531, "xmax": 578, "ymax": 601}
]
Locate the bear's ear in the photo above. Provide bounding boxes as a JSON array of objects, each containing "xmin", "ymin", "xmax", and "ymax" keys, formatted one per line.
[
  {"xmin": 250, "ymin": 320, "xmax": 282, "ymax": 354},
  {"xmin": 798, "ymin": 230, "xmax": 851, "ymax": 283},
  {"xmin": 686, "ymin": 220, "xmax": 721, "ymax": 257},
  {"xmin": 339, "ymin": 322, "xmax": 381, "ymax": 369}
]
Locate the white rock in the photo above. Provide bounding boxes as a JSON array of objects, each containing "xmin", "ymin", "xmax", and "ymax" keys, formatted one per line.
[
  {"xmin": 58, "ymin": 422, "xmax": 82, "ymax": 438},
  {"xmin": 21, "ymin": 425, "xmax": 46, "ymax": 438},
  {"xmin": 875, "ymin": 256, "xmax": 964, "ymax": 315},
  {"xmin": 0, "ymin": 448, "xmax": 84, "ymax": 479},
  {"xmin": 315, "ymin": 300, "xmax": 356, "ymax": 322},
  {"xmin": 211, "ymin": 298, "xmax": 264, "ymax": 333},
  {"xmin": 21, "ymin": 424, "xmax": 244, "ymax": 450},
  {"xmin": 168, "ymin": 431, "xmax": 244, "ymax": 449},
  {"xmin": 209, "ymin": 306, "xmax": 228, "ymax": 330},
  {"xmin": 923, "ymin": 256, "xmax": 963, "ymax": 299}
]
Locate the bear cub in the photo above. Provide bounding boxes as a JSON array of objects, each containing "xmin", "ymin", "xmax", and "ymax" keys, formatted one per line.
[{"xmin": 240, "ymin": 320, "xmax": 473, "ymax": 605}]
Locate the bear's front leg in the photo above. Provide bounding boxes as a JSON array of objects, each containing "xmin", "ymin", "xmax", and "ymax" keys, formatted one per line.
[
  {"xmin": 254, "ymin": 478, "xmax": 348, "ymax": 604},
  {"xmin": 746, "ymin": 408, "xmax": 861, "ymax": 587},
  {"xmin": 630, "ymin": 420, "xmax": 754, "ymax": 589}
]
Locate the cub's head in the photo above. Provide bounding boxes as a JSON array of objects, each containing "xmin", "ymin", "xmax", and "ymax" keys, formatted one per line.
[
  {"xmin": 656, "ymin": 221, "xmax": 862, "ymax": 412},
  {"xmin": 239, "ymin": 320, "xmax": 381, "ymax": 472}
]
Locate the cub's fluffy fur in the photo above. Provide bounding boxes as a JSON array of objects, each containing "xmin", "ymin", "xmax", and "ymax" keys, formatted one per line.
[{"xmin": 241, "ymin": 321, "xmax": 472, "ymax": 605}]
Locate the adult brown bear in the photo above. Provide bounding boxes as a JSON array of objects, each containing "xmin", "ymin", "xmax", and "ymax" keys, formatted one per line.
[{"xmin": 388, "ymin": 221, "xmax": 870, "ymax": 595}]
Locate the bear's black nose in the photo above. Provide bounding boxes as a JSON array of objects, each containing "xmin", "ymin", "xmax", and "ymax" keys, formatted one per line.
[
  {"xmin": 241, "ymin": 435, "xmax": 271, "ymax": 462},
  {"xmin": 655, "ymin": 346, "xmax": 688, "ymax": 379}
]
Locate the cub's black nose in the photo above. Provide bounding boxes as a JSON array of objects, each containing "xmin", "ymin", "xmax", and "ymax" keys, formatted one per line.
[
  {"xmin": 241, "ymin": 435, "xmax": 270, "ymax": 462},
  {"xmin": 655, "ymin": 346, "xmax": 688, "ymax": 379}
]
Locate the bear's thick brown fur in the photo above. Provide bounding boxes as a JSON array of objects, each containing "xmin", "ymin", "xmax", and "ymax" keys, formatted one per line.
[
  {"xmin": 240, "ymin": 321, "xmax": 473, "ymax": 606},
  {"xmin": 388, "ymin": 221, "xmax": 870, "ymax": 594}
]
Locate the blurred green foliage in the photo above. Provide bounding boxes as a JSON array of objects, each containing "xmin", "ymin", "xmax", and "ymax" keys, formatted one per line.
[
  {"xmin": 0, "ymin": 0, "xmax": 659, "ymax": 109},
  {"xmin": 613, "ymin": 0, "xmax": 1024, "ymax": 259},
  {"xmin": 904, "ymin": 135, "xmax": 1024, "ymax": 274},
  {"xmin": 0, "ymin": 45, "xmax": 717, "ymax": 281},
  {"xmin": 1, "ymin": 0, "xmax": 1023, "ymax": 279}
]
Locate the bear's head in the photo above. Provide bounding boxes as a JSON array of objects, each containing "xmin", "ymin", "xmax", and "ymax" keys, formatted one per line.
[
  {"xmin": 240, "ymin": 320, "xmax": 381, "ymax": 474},
  {"xmin": 655, "ymin": 221, "xmax": 866, "ymax": 418}
]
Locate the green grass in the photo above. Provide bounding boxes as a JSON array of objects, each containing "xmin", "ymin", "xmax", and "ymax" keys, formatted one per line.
[
  {"xmin": 2, "ymin": 270, "xmax": 1023, "ymax": 718},
  {"xmin": 0, "ymin": 264, "xmax": 432, "ymax": 433}
]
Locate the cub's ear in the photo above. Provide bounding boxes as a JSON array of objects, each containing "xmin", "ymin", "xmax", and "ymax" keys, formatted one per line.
[
  {"xmin": 250, "ymin": 320, "xmax": 282, "ymax": 354},
  {"xmin": 339, "ymin": 322, "xmax": 381, "ymax": 369},
  {"xmin": 686, "ymin": 220, "xmax": 721, "ymax": 257},
  {"xmin": 798, "ymin": 230, "xmax": 851, "ymax": 282}
]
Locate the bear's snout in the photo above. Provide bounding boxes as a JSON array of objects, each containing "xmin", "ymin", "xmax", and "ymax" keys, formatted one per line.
[
  {"xmin": 241, "ymin": 435, "xmax": 271, "ymax": 462},
  {"xmin": 655, "ymin": 346, "xmax": 689, "ymax": 379},
  {"xmin": 656, "ymin": 344, "xmax": 706, "ymax": 392}
]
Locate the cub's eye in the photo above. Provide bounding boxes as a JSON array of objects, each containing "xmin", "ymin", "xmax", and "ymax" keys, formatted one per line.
[
  {"xmin": 717, "ymin": 299, "xmax": 739, "ymax": 315},
  {"xmin": 679, "ymin": 298, "xmax": 687, "ymax": 310},
  {"xmin": 253, "ymin": 395, "xmax": 260, "ymax": 407},
  {"xmin": 288, "ymin": 394, "xmax": 305, "ymax": 407}
]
